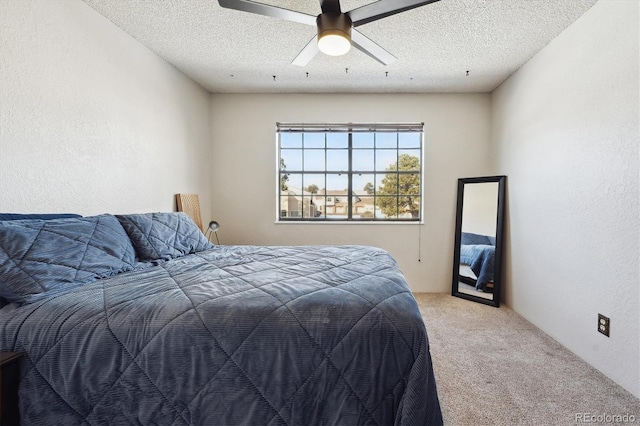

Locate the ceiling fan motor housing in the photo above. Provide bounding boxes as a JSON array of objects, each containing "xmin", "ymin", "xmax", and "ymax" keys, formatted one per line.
[{"xmin": 317, "ymin": 13, "xmax": 353, "ymax": 56}]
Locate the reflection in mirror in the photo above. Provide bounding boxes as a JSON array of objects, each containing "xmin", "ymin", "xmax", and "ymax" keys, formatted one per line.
[{"xmin": 452, "ymin": 176, "xmax": 506, "ymax": 307}]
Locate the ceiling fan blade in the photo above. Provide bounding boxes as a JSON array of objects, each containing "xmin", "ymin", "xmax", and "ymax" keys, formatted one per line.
[
  {"xmin": 320, "ymin": 0, "xmax": 341, "ymax": 14},
  {"xmin": 218, "ymin": 0, "xmax": 316, "ymax": 26},
  {"xmin": 292, "ymin": 35, "xmax": 320, "ymax": 67},
  {"xmin": 351, "ymin": 29, "xmax": 396, "ymax": 66},
  {"xmin": 347, "ymin": 0, "xmax": 440, "ymax": 27}
]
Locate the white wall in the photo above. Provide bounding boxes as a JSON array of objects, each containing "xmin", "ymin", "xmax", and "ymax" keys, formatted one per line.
[
  {"xmin": 0, "ymin": 0, "xmax": 212, "ymax": 220},
  {"xmin": 461, "ymin": 182, "xmax": 499, "ymax": 237},
  {"xmin": 210, "ymin": 94, "xmax": 492, "ymax": 292},
  {"xmin": 491, "ymin": 0, "xmax": 639, "ymax": 397}
]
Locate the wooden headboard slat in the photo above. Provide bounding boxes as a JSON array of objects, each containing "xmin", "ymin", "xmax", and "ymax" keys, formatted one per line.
[{"xmin": 176, "ymin": 194, "xmax": 203, "ymax": 232}]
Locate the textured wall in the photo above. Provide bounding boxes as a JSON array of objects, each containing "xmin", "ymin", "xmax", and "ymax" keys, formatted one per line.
[
  {"xmin": 0, "ymin": 1, "xmax": 212, "ymax": 220},
  {"xmin": 491, "ymin": 0, "xmax": 639, "ymax": 397},
  {"xmin": 210, "ymin": 93, "xmax": 493, "ymax": 293}
]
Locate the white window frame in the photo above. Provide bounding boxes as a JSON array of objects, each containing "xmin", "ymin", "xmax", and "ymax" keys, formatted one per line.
[{"xmin": 276, "ymin": 122, "xmax": 424, "ymax": 223}]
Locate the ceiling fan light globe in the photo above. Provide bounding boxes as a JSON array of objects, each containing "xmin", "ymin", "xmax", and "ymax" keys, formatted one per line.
[
  {"xmin": 316, "ymin": 13, "xmax": 352, "ymax": 57},
  {"xmin": 318, "ymin": 32, "xmax": 351, "ymax": 56}
]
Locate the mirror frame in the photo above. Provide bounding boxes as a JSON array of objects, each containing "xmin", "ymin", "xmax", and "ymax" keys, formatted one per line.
[{"xmin": 451, "ymin": 175, "xmax": 506, "ymax": 307}]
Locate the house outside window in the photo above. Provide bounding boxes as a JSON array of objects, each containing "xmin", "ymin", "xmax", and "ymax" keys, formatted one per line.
[{"xmin": 277, "ymin": 122, "xmax": 424, "ymax": 222}]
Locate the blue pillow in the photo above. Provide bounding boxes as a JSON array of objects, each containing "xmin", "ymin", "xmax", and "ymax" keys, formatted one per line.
[
  {"xmin": 0, "ymin": 214, "xmax": 137, "ymax": 304},
  {"xmin": 461, "ymin": 232, "xmax": 495, "ymax": 246},
  {"xmin": 116, "ymin": 212, "xmax": 213, "ymax": 261},
  {"xmin": 0, "ymin": 213, "xmax": 82, "ymax": 307}
]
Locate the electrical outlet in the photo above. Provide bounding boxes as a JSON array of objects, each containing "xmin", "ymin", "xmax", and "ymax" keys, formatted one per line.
[{"xmin": 598, "ymin": 314, "xmax": 610, "ymax": 337}]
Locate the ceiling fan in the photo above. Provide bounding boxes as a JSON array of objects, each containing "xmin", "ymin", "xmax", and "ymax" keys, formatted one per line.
[{"xmin": 218, "ymin": 0, "xmax": 441, "ymax": 66}]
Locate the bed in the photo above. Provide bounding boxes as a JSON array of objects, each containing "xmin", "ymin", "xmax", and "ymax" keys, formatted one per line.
[
  {"xmin": 459, "ymin": 232, "xmax": 496, "ymax": 292},
  {"xmin": 0, "ymin": 212, "xmax": 442, "ymax": 425}
]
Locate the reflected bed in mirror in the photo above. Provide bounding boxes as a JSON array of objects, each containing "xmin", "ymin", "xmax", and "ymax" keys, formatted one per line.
[{"xmin": 452, "ymin": 176, "xmax": 506, "ymax": 307}]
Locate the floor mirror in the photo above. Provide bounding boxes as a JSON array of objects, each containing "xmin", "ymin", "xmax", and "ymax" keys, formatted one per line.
[{"xmin": 451, "ymin": 176, "xmax": 506, "ymax": 307}]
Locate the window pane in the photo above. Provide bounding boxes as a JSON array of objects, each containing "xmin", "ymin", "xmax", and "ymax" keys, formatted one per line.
[
  {"xmin": 326, "ymin": 174, "xmax": 348, "ymax": 219},
  {"xmin": 304, "ymin": 133, "xmax": 324, "ymax": 148},
  {"xmin": 301, "ymin": 196, "xmax": 318, "ymax": 218},
  {"xmin": 281, "ymin": 149, "xmax": 302, "ymax": 171},
  {"xmin": 280, "ymin": 132, "xmax": 302, "ymax": 148},
  {"xmin": 353, "ymin": 149, "xmax": 375, "ymax": 172},
  {"xmin": 399, "ymin": 132, "xmax": 421, "ymax": 149},
  {"xmin": 327, "ymin": 133, "xmax": 348, "ymax": 148},
  {"xmin": 376, "ymin": 149, "xmax": 397, "ymax": 171},
  {"xmin": 353, "ymin": 174, "xmax": 375, "ymax": 195},
  {"xmin": 375, "ymin": 196, "xmax": 398, "ymax": 219},
  {"xmin": 398, "ymin": 195, "xmax": 420, "ymax": 218},
  {"xmin": 376, "ymin": 132, "xmax": 397, "ymax": 149},
  {"xmin": 327, "ymin": 149, "xmax": 348, "ymax": 171},
  {"xmin": 281, "ymin": 185, "xmax": 303, "ymax": 218},
  {"xmin": 313, "ymin": 195, "xmax": 327, "ymax": 218},
  {"xmin": 303, "ymin": 174, "xmax": 323, "ymax": 195},
  {"xmin": 280, "ymin": 173, "xmax": 290, "ymax": 193},
  {"xmin": 304, "ymin": 149, "xmax": 325, "ymax": 171},
  {"xmin": 353, "ymin": 132, "xmax": 374, "ymax": 148},
  {"xmin": 352, "ymin": 196, "xmax": 375, "ymax": 219},
  {"xmin": 326, "ymin": 174, "xmax": 348, "ymax": 192},
  {"xmin": 280, "ymin": 196, "xmax": 288, "ymax": 218},
  {"xmin": 286, "ymin": 173, "xmax": 302, "ymax": 192},
  {"xmin": 398, "ymin": 197, "xmax": 420, "ymax": 219},
  {"xmin": 399, "ymin": 150, "xmax": 421, "ymax": 170},
  {"xmin": 376, "ymin": 172, "xmax": 397, "ymax": 195},
  {"xmin": 398, "ymin": 173, "xmax": 421, "ymax": 195}
]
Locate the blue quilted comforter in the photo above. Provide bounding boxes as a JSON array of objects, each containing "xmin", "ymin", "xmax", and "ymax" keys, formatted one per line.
[
  {"xmin": 459, "ymin": 232, "xmax": 496, "ymax": 291},
  {"xmin": 1, "ymin": 236, "xmax": 442, "ymax": 425}
]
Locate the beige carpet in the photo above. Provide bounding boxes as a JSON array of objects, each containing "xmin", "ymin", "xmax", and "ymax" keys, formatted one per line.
[{"xmin": 414, "ymin": 293, "xmax": 640, "ymax": 426}]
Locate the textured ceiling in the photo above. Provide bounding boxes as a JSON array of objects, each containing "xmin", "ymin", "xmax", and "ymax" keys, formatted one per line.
[{"xmin": 82, "ymin": 0, "xmax": 598, "ymax": 94}]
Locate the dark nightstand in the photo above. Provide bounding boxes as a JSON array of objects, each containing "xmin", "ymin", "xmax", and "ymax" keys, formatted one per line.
[{"xmin": 0, "ymin": 352, "xmax": 23, "ymax": 426}]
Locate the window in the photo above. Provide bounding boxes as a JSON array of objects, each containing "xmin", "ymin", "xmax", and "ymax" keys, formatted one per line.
[{"xmin": 278, "ymin": 122, "xmax": 424, "ymax": 222}]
